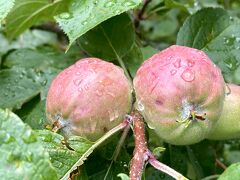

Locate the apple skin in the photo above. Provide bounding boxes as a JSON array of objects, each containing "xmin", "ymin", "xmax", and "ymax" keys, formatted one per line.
[
  {"xmin": 207, "ymin": 84, "xmax": 240, "ymax": 140},
  {"xmin": 46, "ymin": 58, "xmax": 132, "ymax": 141},
  {"xmin": 133, "ymin": 45, "xmax": 225, "ymax": 145}
]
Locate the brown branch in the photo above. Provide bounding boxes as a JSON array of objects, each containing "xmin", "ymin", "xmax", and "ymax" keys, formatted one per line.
[
  {"xmin": 129, "ymin": 111, "xmax": 148, "ymax": 179},
  {"xmin": 215, "ymin": 159, "xmax": 227, "ymax": 170},
  {"xmin": 129, "ymin": 110, "xmax": 188, "ymax": 180},
  {"xmin": 134, "ymin": 0, "xmax": 152, "ymax": 28}
]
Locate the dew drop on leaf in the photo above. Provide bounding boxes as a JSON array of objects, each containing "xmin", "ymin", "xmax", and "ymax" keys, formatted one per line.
[
  {"xmin": 104, "ymin": 1, "xmax": 114, "ymax": 8},
  {"xmin": 59, "ymin": 12, "xmax": 71, "ymax": 19},
  {"xmin": 21, "ymin": 130, "xmax": 37, "ymax": 144},
  {"xmin": 124, "ymin": 1, "xmax": 135, "ymax": 7},
  {"xmin": 4, "ymin": 133, "xmax": 16, "ymax": 144},
  {"xmin": 115, "ymin": 9, "xmax": 121, "ymax": 14},
  {"xmin": 25, "ymin": 152, "xmax": 33, "ymax": 162},
  {"xmin": 81, "ymin": 20, "xmax": 88, "ymax": 25},
  {"xmin": 43, "ymin": 133, "xmax": 53, "ymax": 142},
  {"xmin": 58, "ymin": 162, "xmax": 64, "ymax": 168},
  {"xmin": 236, "ymin": 37, "xmax": 240, "ymax": 43},
  {"xmin": 7, "ymin": 152, "xmax": 17, "ymax": 162}
]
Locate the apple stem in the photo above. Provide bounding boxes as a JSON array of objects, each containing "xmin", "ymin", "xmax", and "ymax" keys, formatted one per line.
[{"xmin": 129, "ymin": 110, "xmax": 188, "ymax": 180}]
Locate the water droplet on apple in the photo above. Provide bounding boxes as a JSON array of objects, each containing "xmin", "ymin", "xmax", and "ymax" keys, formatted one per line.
[
  {"xmin": 173, "ymin": 58, "xmax": 181, "ymax": 68},
  {"xmin": 73, "ymin": 79, "xmax": 82, "ymax": 86},
  {"xmin": 187, "ymin": 60, "xmax": 195, "ymax": 67},
  {"xmin": 170, "ymin": 69, "xmax": 177, "ymax": 75},
  {"xmin": 181, "ymin": 69, "xmax": 195, "ymax": 82},
  {"xmin": 96, "ymin": 90, "xmax": 103, "ymax": 96},
  {"xmin": 136, "ymin": 101, "xmax": 144, "ymax": 111}
]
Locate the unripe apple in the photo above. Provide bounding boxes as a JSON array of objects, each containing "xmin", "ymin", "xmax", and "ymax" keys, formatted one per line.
[
  {"xmin": 133, "ymin": 45, "xmax": 225, "ymax": 145},
  {"xmin": 207, "ymin": 84, "xmax": 240, "ymax": 140},
  {"xmin": 46, "ymin": 58, "xmax": 132, "ymax": 141}
]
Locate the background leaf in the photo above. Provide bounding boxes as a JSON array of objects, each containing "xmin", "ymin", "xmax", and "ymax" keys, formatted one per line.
[
  {"xmin": 123, "ymin": 43, "xmax": 143, "ymax": 77},
  {"xmin": 0, "ymin": 68, "xmax": 44, "ymax": 110},
  {"xmin": 55, "ymin": 0, "xmax": 141, "ymax": 48},
  {"xmin": 139, "ymin": 9, "xmax": 179, "ymax": 41},
  {"xmin": 77, "ymin": 13, "xmax": 135, "ymax": 60},
  {"xmin": 218, "ymin": 163, "xmax": 240, "ymax": 179},
  {"xmin": 0, "ymin": 0, "xmax": 15, "ymax": 27},
  {"xmin": 20, "ymin": 100, "xmax": 47, "ymax": 130},
  {"xmin": 0, "ymin": 30, "xmax": 58, "ymax": 57},
  {"xmin": 4, "ymin": 47, "xmax": 81, "ymax": 69},
  {"xmin": 0, "ymin": 109, "xmax": 58, "ymax": 180},
  {"xmin": 36, "ymin": 130, "xmax": 93, "ymax": 178},
  {"xmin": 177, "ymin": 8, "xmax": 240, "ymax": 84},
  {"xmin": 6, "ymin": 0, "xmax": 69, "ymax": 39}
]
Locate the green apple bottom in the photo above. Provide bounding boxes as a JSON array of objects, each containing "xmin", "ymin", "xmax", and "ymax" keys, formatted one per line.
[
  {"xmin": 207, "ymin": 84, "xmax": 240, "ymax": 140},
  {"xmin": 46, "ymin": 45, "xmax": 240, "ymax": 145}
]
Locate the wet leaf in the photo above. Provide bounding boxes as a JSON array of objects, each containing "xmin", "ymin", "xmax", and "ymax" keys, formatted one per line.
[
  {"xmin": 218, "ymin": 163, "xmax": 240, "ymax": 179},
  {"xmin": 78, "ymin": 13, "xmax": 135, "ymax": 60},
  {"xmin": 6, "ymin": 0, "xmax": 69, "ymax": 39},
  {"xmin": 36, "ymin": 130, "xmax": 93, "ymax": 178},
  {"xmin": 177, "ymin": 8, "xmax": 240, "ymax": 84},
  {"xmin": 0, "ymin": 68, "xmax": 44, "ymax": 110},
  {"xmin": 55, "ymin": 0, "xmax": 141, "ymax": 48},
  {"xmin": 0, "ymin": 109, "xmax": 58, "ymax": 179},
  {"xmin": 0, "ymin": 0, "xmax": 15, "ymax": 27}
]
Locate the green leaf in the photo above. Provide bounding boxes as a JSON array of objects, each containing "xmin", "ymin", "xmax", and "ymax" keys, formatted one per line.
[
  {"xmin": 61, "ymin": 122, "xmax": 126, "ymax": 179},
  {"xmin": 176, "ymin": 8, "xmax": 240, "ymax": 84},
  {"xmin": 218, "ymin": 163, "xmax": 240, "ymax": 180},
  {"xmin": 123, "ymin": 43, "xmax": 143, "ymax": 77},
  {"xmin": 0, "ymin": 30, "xmax": 58, "ymax": 55},
  {"xmin": 78, "ymin": 13, "xmax": 135, "ymax": 60},
  {"xmin": 0, "ymin": 0, "xmax": 15, "ymax": 27},
  {"xmin": 0, "ymin": 68, "xmax": 44, "ymax": 110},
  {"xmin": 55, "ymin": 0, "xmax": 141, "ymax": 48},
  {"xmin": 141, "ymin": 46, "xmax": 158, "ymax": 61},
  {"xmin": 5, "ymin": 0, "xmax": 69, "ymax": 39},
  {"xmin": 37, "ymin": 122, "xmax": 125, "ymax": 179},
  {"xmin": 40, "ymin": 68, "xmax": 60, "ymax": 100},
  {"xmin": 117, "ymin": 173, "xmax": 130, "ymax": 180},
  {"xmin": 0, "ymin": 109, "xmax": 58, "ymax": 179},
  {"xmin": 152, "ymin": 147, "xmax": 166, "ymax": 158},
  {"xmin": 188, "ymin": 141, "xmax": 216, "ymax": 177},
  {"xmin": 164, "ymin": 0, "xmax": 188, "ymax": 13},
  {"xmin": 4, "ymin": 48, "xmax": 78, "ymax": 70},
  {"xmin": 140, "ymin": 10, "xmax": 179, "ymax": 41},
  {"xmin": 23, "ymin": 100, "xmax": 47, "ymax": 130},
  {"xmin": 224, "ymin": 144, "xmax": 240, "ymax": 164},
  {"xmin": 36, "ymin": 130, "xmax": 93, "ymax": 178}
]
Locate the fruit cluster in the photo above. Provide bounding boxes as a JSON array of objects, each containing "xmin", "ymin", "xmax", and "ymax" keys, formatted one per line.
[{"xmin": 46, "ymin": 45, "xmax": 240, "ymax": 145}]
